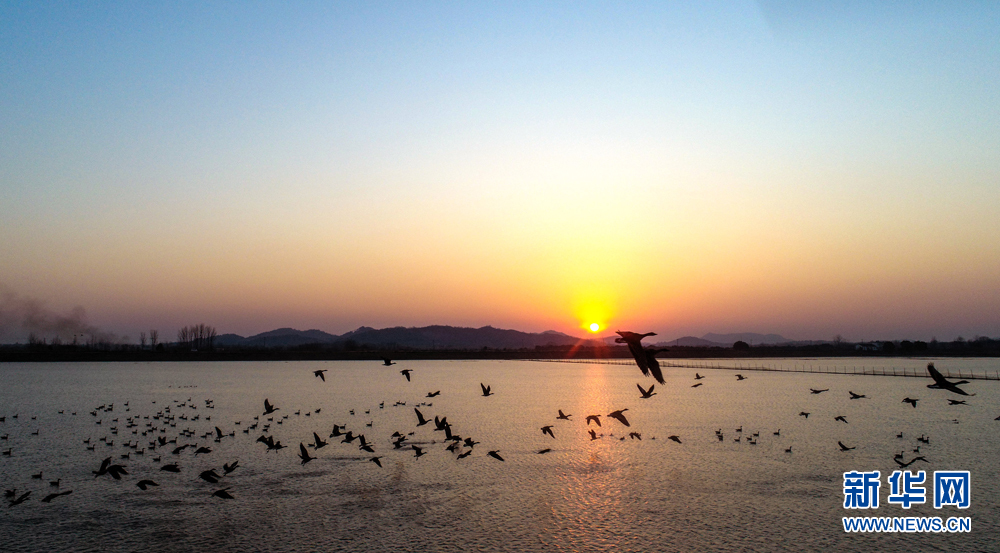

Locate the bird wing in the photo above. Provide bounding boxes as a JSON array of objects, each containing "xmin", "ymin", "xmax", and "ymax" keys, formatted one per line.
[{"xmin": 645, "ymin": 349, "xmax": 666, "ymax": 384}]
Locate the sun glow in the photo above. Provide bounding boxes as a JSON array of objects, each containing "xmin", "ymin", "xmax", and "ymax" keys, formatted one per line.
[{"xmin": 589, "ymin": 323, "xmax": 600, "ymax": 332}]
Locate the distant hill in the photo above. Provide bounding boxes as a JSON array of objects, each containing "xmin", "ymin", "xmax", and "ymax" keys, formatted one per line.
[
  {"xmin": 701, "ymin": 332, "xmax": 792, "ymax": 345},
  {"xmin": 214, "ymin": 325, "xmax": 602, "ymax": 350}
]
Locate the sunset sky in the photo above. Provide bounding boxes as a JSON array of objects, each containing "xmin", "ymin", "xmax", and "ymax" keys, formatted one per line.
[{"xmin": 2, "ymin": 2, "xmax": 998, "ymax": 343}]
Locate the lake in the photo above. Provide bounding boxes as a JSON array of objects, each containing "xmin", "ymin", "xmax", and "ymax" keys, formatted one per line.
[{"xmin": 0, "ymin": 358, "xmax": 997, "ymax": 552}]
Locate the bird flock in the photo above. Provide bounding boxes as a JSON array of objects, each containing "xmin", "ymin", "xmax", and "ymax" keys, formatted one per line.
[{"xmin": 1, "ymin": 341, "xmax": 992, "ymax": 509}]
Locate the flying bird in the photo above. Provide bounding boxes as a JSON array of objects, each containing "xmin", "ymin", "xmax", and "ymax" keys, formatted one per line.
[
  {"xmin": 615, "ymin": 331, "xmax": 665, "ymax": 384},
  {"xmin": 926, "ymin": 363, "xmax": 974, "ymax": 396},
  {"xmin": 298, "ymin": 443, "xmax": 315, "ymax": 464},
  {"xmin": 810, "ymin": 388, "xmax": 829, "ymax": 394},
  {"xmin": 894, "ymin": 456, "xmax": 929, "ymax": 468},
  {"xmin": 223, "ymin": 461, "xmax": 239, "ymax": 474},
  {"xmin": 667, "ymin": 435, "xmax": 682, "ymax": 443},
  {"xmin": 480, "ymin": 384, "xmax": 493, "ymax": 397},
  {"xmin": 8, "ymin": 491, "xmax": 30, "ymax": 507},
  {"xmin": 948, "ymin": 399, "xmax": 968, "ymax": 405},
  {"xmin": 557, "ymin": 410, "xmax": 572, "ymax": 420},
  {"xmin": 902, "ymin": 397, "xmax": 919, "ymax": 408},
  {"xmin": 370, "ymin": 456, "xmax": 383, "ymax": 467},
  {"xmin": 607, "ymin": 409, "xmax": 630, "ymax": 427},
  {"xmin": 537, "ymin": 448, "xmax": 552, "ymax": 454},
  {"xmin": 694, "ymin": 373, "xmax": 705, "ymax": 380},
  {"xmin": 212, "ymin": 488, "xmax": 234, "ymax": 499},
  {"xmin": 382, "ymin": 358, "xmax": 396, "ymax": 366},
  {"xmin": 487, "ymin": 450, "xmax": 504, "ymax": 462},
  {"xmin": 799, "ymin": 412, "xmax": 810, "ymax": 418},
  {"xmin": 637, "ymin": 384, "xmax": 656, "ymax": 399},
  {"xmin": 735, "ymin": 374, "xmax": 747, "ymax": 381},
  {"xmin": 160, "ymin": 464, "xmax": 180, "ymax": 473},
  {"xmin": 41, "ymin": 490, "xmax": 72, "ymax": 503},
  {"xmin": 838, "ymin": 441, "xmax": 856, "ymax": 451},
  {"xmin": 310, "ymin": 432, "xmax": 328, "ymax": 449},
  {"xmin": 588, "ymin": 429, "xmax": 598, "ymax": 440},
  {"xmin": 314, "ymin": 370, "xmax": 327, "ymax": 382},
  {"xmin": 400, "ymin": 369, "xmax": 412, "ymax": 382},
  {"xmin": 848, "ymin": 391, "xmax": 867, "ymax": 399},
  {"xmin": 199, "ymin": 469, "xmax": 221, "ymax": 484},
  {"xmin": 691, "ymin": 383, "xmax": 703, "ymax": 388},
  {"xmin": 263, "ymin": 399, "xmax": 279, "ymax": 415},
  {"xmin": 541, "ymin": 426, "xmax": 555, "ymax": 439},
  {"xmin": 585, "ymin": 415, "xmax": 601, "ymax": 427},
  {"xmin": 426, "ymin": 391, "xmax": 441, "ymax": 398},
  {"xmin": 835, "ymin": 416, "xmax": 848, "ymax": 423}
]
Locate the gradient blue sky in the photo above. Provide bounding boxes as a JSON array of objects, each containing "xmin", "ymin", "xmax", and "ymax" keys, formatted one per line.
[{"xmin": 1, "ymin": 2, "xmax": 998, "ymax": 343}]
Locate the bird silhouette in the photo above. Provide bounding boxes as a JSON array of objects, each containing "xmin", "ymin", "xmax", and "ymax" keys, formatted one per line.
[
  {"xmin": 799, "ymin": 412, "xmax": 810, "ymax": 418},
  {"xmin": 426, "ymin": 391, "xmax": 441, "ymax": 397},
  {"xmin": 948, "ymin": 399, "xmax": 968, "ymax": 405},
  {"xmin": 194, "ymin": 446, "xmax": 212, "ymax": 456},
  {"xmin": 212, "ymin": 488, "xmax": 234, "ymax": 499},
  {"xmin": 136, "ymin": 480, "xmax": 158, "ymax": 490},
  {"xmin": 314, "ymin": 370, "xmax": 327, "ymax": 382},
  {"xmin": 160, "ymin": 464, "xmax": 180, "ymax": 473},
  {"xmin": 735, "ymin": 374, "xmax": 747, "ymax": 381},
  {"xmin": 382, "ymin": 358, "xmax": 396, "ymax": 366},
  {"xmin": 457, "ymin": 450, "xmax": 473, "ymax": 459},
  {"xmin": 8, "ymin": 491, "xmax": 30, "ymax": 507},
  {"xmin": 835, "ymin": 416, "xmax": 848, "ymax": 423},
  {"xmin": 588, "ymin": 429, "xmax": 598, "ymax": 440},
  {"xmin": 414, "ymin": 408, "xmax": 430, "ymax": 427},
  {"xmin": 537, "ymin": 448, "xmax": 552, "ymax": 454},
  {"xmin": 199, "ymin": 469, "xmax": 221, "ymax": 483},
  {"xmin": 838, "ymin": 441, "xmax": 856, "ymax": 451},
  {"xmin": 691, "ymin": 383, "xmax": 703, "ymax": 388},
  {"xmin": 894, "ymin": 456, "xmax": 929, "ymax": 468},
  {"xmin": 412, "ymin": 445, "xmax": 425, "ymax": 458},
  {"xmin": 629, "ymin": 432, "xmax": 642, "ymax": 440},
  {"xmin": 487, "ymin": 450, "xmax": 504, "ymax": 461},
  {"xmin": 694, "ymin": 373, "xmax": 705, "ymax": 380},
  {"xmin": 902, "ymin": 398, "xmax": 919, "ymax": 408},
  {"xmin": 41, "ymin": 490, "xmax": 72, "ymax": 503},
  {"xmin": 637, "ymin": 384, "xmax": 656, "ymax": 399},
  {"xmin": 615, "ymin": 331, "xmax": 665, "ymax": 384},
  {"xmin": 667, "ymin": 435, "xmax": 681, "ymax": 443},
  {"xmin": 400, "ymin": 369, "xmax": 412, "ymax": 382},
  {"xmin": 263, "ymin": 399, "xmax": 279, "ymax": 415},
  {"xmin": 541, "ymin": 426, "xmax": 555, "ymax": 439},
  {"xmin": 607, "ymin": 409, "xmax": 630, "ymax": 427},
  {"xmin": 557, "ymin": 410, "xmax": 572, "ymax": 420},
  {"xmin": 480, "ymin": 383, "xmax": 493, "ymax": 397},
  {"xmin": 926, "ymin": 363, "xmax": 974, "ymax": 395},
  {"xmin": 810, "ymin": 388, "xmax": 829, "ymax": 394},
  {"xmin": 298, "ymin": 443, "xmax": 315, "ymax": 464},
  {"xmin": 310, "ymin": 432, "xmax": 328, "ymax": 449},
  {"xmin": 849, "ymin": 391, "xmax": 867, "ymax": 399},
  {"xmin": 585, "ymin": 415, "xmax": 601, "ymax": 427},
  {"xmin": 370, "ymin": 456, "xmax": 383, "ymax": 467}
]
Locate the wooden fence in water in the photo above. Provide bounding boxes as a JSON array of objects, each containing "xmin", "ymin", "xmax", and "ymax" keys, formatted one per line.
[{"xmin": 530, "ymin": 358, "xmax": 1000, "ymax": 381}]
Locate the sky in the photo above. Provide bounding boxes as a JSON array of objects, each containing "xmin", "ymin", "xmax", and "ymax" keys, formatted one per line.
[{"xmin": 1, "ymin": 1, "xmax": 999, "ymax": 344}]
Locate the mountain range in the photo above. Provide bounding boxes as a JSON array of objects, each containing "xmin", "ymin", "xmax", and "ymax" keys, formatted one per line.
[
  {"xmin": 214, "ymin": 326, "xmax": 806, "ymax": 350},
  {"xmin": 215, "ymin": 325, "xmax": 604, "ymax": 350}
]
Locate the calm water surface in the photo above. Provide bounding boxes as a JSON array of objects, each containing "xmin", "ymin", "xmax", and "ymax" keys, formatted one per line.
[{"xmin": 0, "ymin": 358, "xmax": 997, "ymax": 552}]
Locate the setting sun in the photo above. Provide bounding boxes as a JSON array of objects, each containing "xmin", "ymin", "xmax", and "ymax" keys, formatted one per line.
[{"xmin": 589, "ymin": 323, "xmax": 600, "ymax": 332}]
